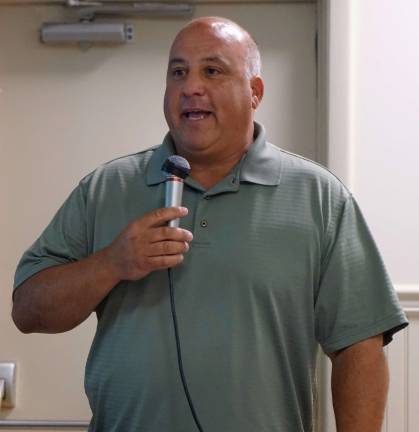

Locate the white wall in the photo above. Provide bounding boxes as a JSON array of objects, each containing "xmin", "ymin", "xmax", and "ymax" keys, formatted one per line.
[
  {"xmin": 328, "ymin": 0, "xmax": 419, "ymax": 286},
  {"xmin": 351, "ymin": 1, "xmax": 419, "ymax": 286},
  {"xmin": 326, "ymin": 1, "xmax": 419, "ymax": 431}
]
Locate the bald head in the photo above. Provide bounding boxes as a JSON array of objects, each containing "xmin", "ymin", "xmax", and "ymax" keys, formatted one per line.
[
  {"xmin": 171, "ymin": 17, "xmax": 261, "ymax": 79},
  {"xmin": 164, "ymin": 15, "xmax": 264, "ymax": 173}
]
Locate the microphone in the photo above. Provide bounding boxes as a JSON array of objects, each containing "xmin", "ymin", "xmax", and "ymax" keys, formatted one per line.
[
  {"xmin": 161, "ymin": 155, "xmax": 191, "ymax": 227},
  {"xmin": 161, "ymin": 155, "xmax": 204, "ymax": 431}
]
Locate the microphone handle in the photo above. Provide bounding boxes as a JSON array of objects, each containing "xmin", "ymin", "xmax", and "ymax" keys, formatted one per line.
[{"xmin": 165, "ymin": 176, "xmax": 184, "ymax": 228}]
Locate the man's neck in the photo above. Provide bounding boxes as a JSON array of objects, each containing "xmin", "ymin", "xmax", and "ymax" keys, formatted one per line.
[
  {"xmin": 172, "ymin": 125, "xmax": 256, "ymax": 190},
  {"xmin": 188, "ymin": 155, "xmax": 243, "ymax": 190}
]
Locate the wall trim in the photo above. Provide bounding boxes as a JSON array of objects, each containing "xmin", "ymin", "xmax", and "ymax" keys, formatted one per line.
[
  {"xmin": 395, "ymin": 284, "xmax": 419, "ymax": 295},
  {"xmin": 0, "ymin": 420, "xmax": 88, "ymax": 430},
  {"xmin": 395, "ymin": 285, "xmax": 419, "ymax": 315},
  {"xmin": 395, "ymin": 284, "xmax": 419, "ymax": 304}
]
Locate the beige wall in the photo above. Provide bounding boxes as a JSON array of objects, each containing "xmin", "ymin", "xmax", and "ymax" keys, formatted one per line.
[{"xmin": 0, "ymin": 3, "xmax": 317, "ymax": 429}]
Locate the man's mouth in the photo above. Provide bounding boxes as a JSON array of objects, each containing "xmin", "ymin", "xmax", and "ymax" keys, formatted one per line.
[{"xmin": 182, "ymin": 110, "xmax": 212, "ymax": 121}]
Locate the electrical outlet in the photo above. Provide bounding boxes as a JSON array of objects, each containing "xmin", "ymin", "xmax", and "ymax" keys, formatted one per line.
[{"xmin": 0, "ymin": 363, "xmax": 16, "ymax": 408}]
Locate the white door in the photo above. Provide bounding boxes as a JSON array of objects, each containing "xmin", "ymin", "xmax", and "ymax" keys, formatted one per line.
[{"xmin": 0, "ymin": 2, "xmax": 317, "ymax": 430}]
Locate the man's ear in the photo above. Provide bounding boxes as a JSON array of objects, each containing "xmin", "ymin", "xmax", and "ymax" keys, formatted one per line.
[{"xmin": 250, "ymin": 76, "xmax": 264, "ymax": 109}]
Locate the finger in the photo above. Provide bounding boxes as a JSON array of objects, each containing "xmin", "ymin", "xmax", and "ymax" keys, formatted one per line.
[
  {"xmin": 147, "ymin": 241, "xmax": 190, "ymax": 257},
  {"xmin": 149, "ymin": 226, "xmax": 193, "ymax": 243},
  {"xmin": 142, "ymin": 207, "xmax": 189, "ymax": 228},
  {"xmin": 147, "ymin": 254, "xmax": 185, "ymax": 270}
]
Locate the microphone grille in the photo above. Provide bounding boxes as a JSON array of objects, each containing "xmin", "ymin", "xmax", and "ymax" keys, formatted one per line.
[{"xmin": 162, "ymin": 155, "xmax": 191, "ymax": 179}]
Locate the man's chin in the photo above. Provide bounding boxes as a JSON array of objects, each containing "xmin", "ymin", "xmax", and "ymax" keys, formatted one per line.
[{"xmin": 172, "ymin": 132, "xmax": 215, "ymax": 157}]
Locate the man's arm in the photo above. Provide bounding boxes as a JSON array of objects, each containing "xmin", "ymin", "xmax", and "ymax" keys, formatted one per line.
[
  {"xmin": 330, "ymin": 334, "xmax": 389, "ymax": 432},
  {"xmin": 12, "ymin": 206, "xmax": 193, "ymax": 334}
]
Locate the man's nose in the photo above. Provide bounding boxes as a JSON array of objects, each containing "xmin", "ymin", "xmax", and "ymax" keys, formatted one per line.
[{"xmin": 182, "ymin": 71, "xmax": 205, "ymax": 96}]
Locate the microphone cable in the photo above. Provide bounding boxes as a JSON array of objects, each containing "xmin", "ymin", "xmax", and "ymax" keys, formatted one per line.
[{"xmin": 167, "ymin": 268, "xmax": 204, "ymax": 432}]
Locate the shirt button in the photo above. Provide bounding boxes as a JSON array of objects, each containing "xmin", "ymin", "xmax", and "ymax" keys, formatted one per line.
[{"xmin": 200, "ymin": 219, "xmax": 208, "ymax": 228}]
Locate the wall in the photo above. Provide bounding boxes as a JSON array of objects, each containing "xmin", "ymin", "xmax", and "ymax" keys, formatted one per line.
[
  {"xmin": 326, "ymin": 1, "xmax": 419, "ymax": 430},
  {"xmin": 329, "ymin": 0, "xmax": 419, "ymax": 287},
  {"xmin": 351, "ymin": 1, "xmax": 419, "ymax": 286},
  {"xmin": 0, "ymin": 3, "xmax": 317, "ymax": 429}
]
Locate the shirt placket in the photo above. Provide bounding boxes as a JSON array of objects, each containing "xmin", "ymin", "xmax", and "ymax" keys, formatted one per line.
[{"xmin": 192, "ymin": 194, "xmax": 212, "ymax": 247}]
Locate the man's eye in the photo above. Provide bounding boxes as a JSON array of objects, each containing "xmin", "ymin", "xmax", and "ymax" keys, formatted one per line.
[
  {"xmin": 206, "ymin": 67, "xmax": 220, "ymax": 76},
  {"xmin": 172, "ymin": 69, "xmax": 186, "ymax": 78}
]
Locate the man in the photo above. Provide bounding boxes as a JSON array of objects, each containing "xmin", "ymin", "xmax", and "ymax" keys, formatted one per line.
[{"xmin": 12, "ymin": 17, "xmax": 407, "ymax": 432}]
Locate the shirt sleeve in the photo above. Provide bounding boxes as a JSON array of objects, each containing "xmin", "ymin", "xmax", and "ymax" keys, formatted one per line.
[
  {"xmin": 13, "ymin": 182, "xmax": 89, "ymax": 292},
  {"xmin": 315, "ymin": 194, "xmax": 408, "ymax": 355}
]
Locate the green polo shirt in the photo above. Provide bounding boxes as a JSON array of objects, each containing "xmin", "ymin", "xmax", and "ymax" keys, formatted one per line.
[{"xmin": 14, "ymin": 123, "xmax": 407, "ymax": 432}]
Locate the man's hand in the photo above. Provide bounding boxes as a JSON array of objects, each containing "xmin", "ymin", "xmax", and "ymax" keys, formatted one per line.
[
  {"xmin": 12, "ymin": 206, "xmax": 192, "ymax": 334},
  {"xmin": 105, "ymin": 206, "xmax": 193, "ymax": 281},
  {"xmin": 330, "ymin": 334, "xmax": 389, "ymax": 432}
]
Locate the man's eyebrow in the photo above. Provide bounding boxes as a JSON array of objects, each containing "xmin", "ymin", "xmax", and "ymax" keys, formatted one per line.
[
  {"xmin": 202, "ymin": 56, "xmax": 230, "ymax": 67},
  {"xmin": 168, "ymin": 56, "xmax": 230, "ymax": 67},
  {"xmin": 168, "ymin": 58, "xmax": 187, "ymax": 66}
]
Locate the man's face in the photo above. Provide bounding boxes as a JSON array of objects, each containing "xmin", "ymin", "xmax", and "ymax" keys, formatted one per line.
[{"xmin": 164, "ymin": 21, "xmax": 262, "ymax": 162}]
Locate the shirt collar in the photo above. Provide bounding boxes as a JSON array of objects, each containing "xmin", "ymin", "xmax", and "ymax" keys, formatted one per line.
[
  {"xmin": 146, "ymin": 121, "xmax": 282, "ymax": 187},
  {"xmin": 146, "ymin": 134, "xmax": 176, "ymax": 186},
  {"xmin": 239, "ymin": 122, "xmax": 282, "ymax": 186}
]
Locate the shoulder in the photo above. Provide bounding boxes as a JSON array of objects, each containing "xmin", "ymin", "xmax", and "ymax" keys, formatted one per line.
[
  {"xmin": 270, "ymin": 147, "xmax": 355, "ymax": 239},
  {"xmin": 78, "ymin": 145, "xmax": 161, "ymax": 191},
  {"xmin": 278, "ymin": 148, "xmax": 349, "ymax": 189},
  {"xmin": 277, "ymin": 147, "xmax": 352, "ymax": 203}
]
